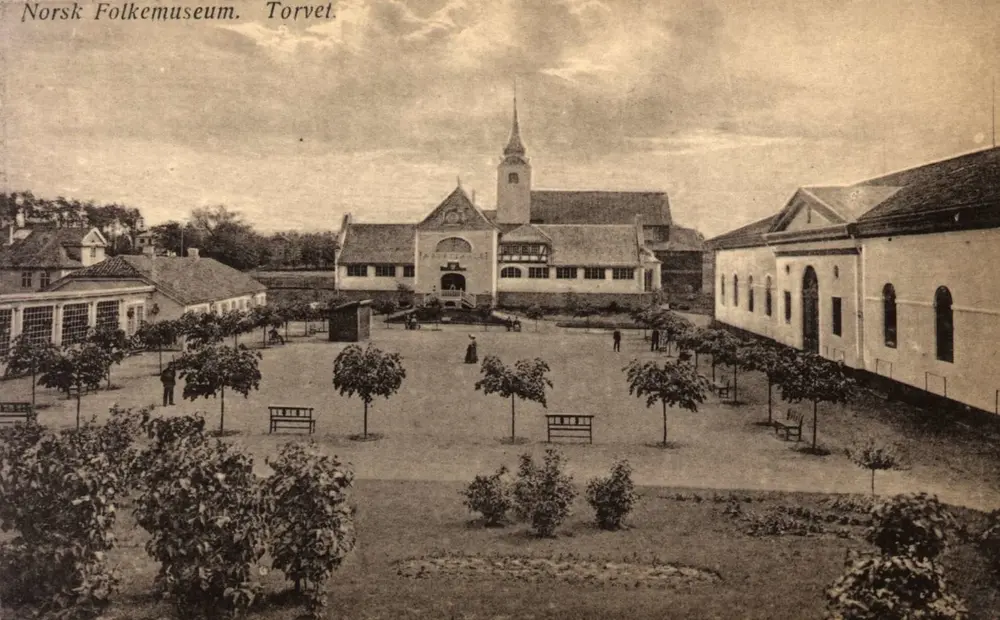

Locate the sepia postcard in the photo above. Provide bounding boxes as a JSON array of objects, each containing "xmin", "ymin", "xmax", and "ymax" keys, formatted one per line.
[{"xmin": 1, "ymin": 0, "xmax": 999, "ymax": 618}]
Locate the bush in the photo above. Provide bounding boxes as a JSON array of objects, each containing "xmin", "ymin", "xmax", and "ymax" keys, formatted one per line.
[
  {"xmin": 826, "ymin": 555, "xmax": 967, "ymax": 620},
  {"xmin": 134, "ymin": 432, "xmax": 266, "ymax": 618},
  {"xmin": 261, "ymin": 442, "xmax": 356, "ymax": 618},
  {"xmin": 585, "ymin": 460, "xmax": 639, "ymax": 530},
  {"xmin": 846, "ymin": 439, "xmax": 899, "ymax": 496},
  {"xmin": 512, "ymin": 449, "xmax": 576, "ymax": 537},
  {"xmin": 978, "ymin": 509, "xmax": 1000, "ymax": 574},
  {"xmin": 866, "ymin": 493, "xmax": 954, "ymax": 560},
  {"xmin": 0, "ymin": 419, "xmax": 137, "ymax": 619},
  {"xmin": 462, "ymin": 465, "xmax": 513, "ymax": 526}
]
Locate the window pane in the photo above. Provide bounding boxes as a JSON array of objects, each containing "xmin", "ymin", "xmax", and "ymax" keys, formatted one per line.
[{"xmin": 62, "ymin": 303, "xmax": 90, "ymax": 345}]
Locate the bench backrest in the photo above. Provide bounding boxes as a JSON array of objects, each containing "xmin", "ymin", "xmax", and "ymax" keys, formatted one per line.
[
  {"xmin": 269, "ymin": 406, "xmax": 314, "ymax": 417},
  {"xmin": 0, "ymin": 402, "xmax": 33, "ymax": 414},
  {"xmin": 546, "ymin": 415, "xmax": 593, "ymax": 428},
  {"xmin": 787, "ymin": 409, "xmax": 804, "ymax": 425}
]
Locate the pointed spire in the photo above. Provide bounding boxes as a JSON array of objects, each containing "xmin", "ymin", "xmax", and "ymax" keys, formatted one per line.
[{"xmin": 503, "ymin": 97, "xmax": 526, "ymax": 157}]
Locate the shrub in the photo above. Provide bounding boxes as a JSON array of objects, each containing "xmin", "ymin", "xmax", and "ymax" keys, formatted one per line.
[
  {"xmin": 585, "ymin": 460, "xmax": 639, "ymax": 530},
  {"xmin": 261, "ymin": 442, "xmax": 356, "ymax": 618},
  {"xmin": 134, "ymin": 433, "xmax": 266, "ymax": 618},
  {"xmin": 512, "ymin": 449, "xmax": 576, "ymax": 537},
  {"xmin": 462, "ymin": 465, "xmax": 513, "ymax": 526},
  {"xmin": 978, "ymin": 509, "xmax": 1000, "ymax": 574},
  {"xmin": 0, "ymin": 419, "xmax": 135, "ymax": 619},
  {"xmin": 826, "ymin": 555, "xmax": 967, "ymax": 620},
  {"xmin": 866, "ymin": 493, "xmax": 954, "ymax": 560}
]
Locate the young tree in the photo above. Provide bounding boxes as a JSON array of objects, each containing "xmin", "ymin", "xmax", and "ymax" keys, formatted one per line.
[
  {"xmin": 474, "ymin": 356, "xmax": 553, "ymax": 442},
  {"xmin": 653, "ymin": 312, "xmax": 692, "ymax": 357},
  {"xmin": 676, "ymin": 326, "xmax": 707, "ymax": 368},
  {"xmin": 37, "ymin": 342, "xmax": 108, "ymax": 429},
  {"xmin": 512, "ymin": 448, "xmax": 576, "ymax": 537},
  {"xmin": 174, "ymin": 344, "xmax": 263, "ymax": 434},
  {"xmin": 778, "ymin": 353, "xmax": 854, "ymax": 452},
  {"xmin": 624, "ymin": 358, "xmax": 712, "ymax": 445},
  {"xmin": 848, "ymin": 439, "xmax": 900, "ymax": 496},
  {"xmin": 704, "ymin": 329, "xmax": 741, "ymax": 388},
  {"xmin": 742, "ymin": 342, "xmax": 798, "ymax": 424},
  {"xmin": 524, "ymin": 304, "xmax": 545, "ymax": 331},
  {"xmin": 586, "ymin": 460, "xmax": 639, "ymax": 531},
  {"xmin": 177, "ymin": 310, "xmax": 225, "ymax": 349},
  {"xmin": 1, "ymin": 335, "xmax": 58, "ymax": 408},
  {"xmin": 87, "ymin": 325, "xmax": 130, "ymax": 389},
  {"xmin": 332, "ymin": 344, "xmax": 406, "ymax": 439},
  {"xmin": 135, "ymin": 319, "xmax": 179, "ymax": 374}
]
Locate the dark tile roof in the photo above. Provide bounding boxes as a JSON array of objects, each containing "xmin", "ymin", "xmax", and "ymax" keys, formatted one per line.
[
  {"xmin": 856, "ymin": 147, "xmax": 1000, "ymax": 221},
  {"xmin": 499, "ymin": 224, "xmax": 552, "ymax": 243},
  {"xmin": 53, "ymin": 255, "xmax": 266, "ymax": 306},
  {"xmin": 338, "ymin": 223, "xmax": 416, "ymax": 264},
  {"xmin": 529, "ymin": 191, "xmax": 671, "ymax": 226},
  {"xmin": 0, "ymin": 226, "xmax": 96, "ymax": 269},
  {"xmin": 706, "ymin": 215, "xmax": 778, "ymax": 250},
  {"xmin": 663, "ymin": 225, "xmax": 705, "ymax": 251},
  {"xmin": 534, "ymin": 224, "xmax": 641, "ymax": 266}
]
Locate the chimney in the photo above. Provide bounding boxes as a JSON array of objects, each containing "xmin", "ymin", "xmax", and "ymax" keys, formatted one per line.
[{"xmin": 188, "ymin": 247, "xmax": 200, "ymax": 259}]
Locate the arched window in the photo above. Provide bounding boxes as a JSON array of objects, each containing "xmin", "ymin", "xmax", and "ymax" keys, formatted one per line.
[
  {"xmin": 748, "ymin": 275, "xmax": 755, "ymax": 313},
  {"xmin": 720, "ymin": 275, "xmax": 726, "ymax": 305},
  {"xmin": 500, "ymin": 266, "xmax": 522, "ymax": 278},
  {"xmin": 764, "ymin": 276, "xmax": 773, "ymax": 317},
  {"xmin": 435, "ymin": 237, "xmax": 472, "ymax": 253},
  {"xmin": 882, "ymin": 283, "xmax": 897, "ymax": 348},
  {"xmin": 733, "ymin": 275, "xmax": 739, "ymax": 308},
  {"xmin": 934, "ymin": 286, "xmax": 953, "ymax": 363},
  {"xmin": 508, "ymin": 172, "xmax": 519, "ymax": 184}
]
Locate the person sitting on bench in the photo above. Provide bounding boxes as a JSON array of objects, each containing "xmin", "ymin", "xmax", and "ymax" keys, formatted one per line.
[{"xmin": 268, "ymin": 327, "xmax": 285, "ymax": 345}]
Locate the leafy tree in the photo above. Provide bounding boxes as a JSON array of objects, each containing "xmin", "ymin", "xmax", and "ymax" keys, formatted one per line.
[
  {"xmin": 37, "ymin": 342, "xmax": 109, "ymax": 428},
  {"xmin": 586, "ymin": 460, "xmax": 639, "ymax": 530},
  {"xmin": 260, "ymin": 442, "xmax": 356, "ymax": 617},
  {"xmin": 176, "ymin": 310, "xmax": 225, "ymax": 349},
  {"xmin": 87, "ymin": 325, "xmax": 130, "ymax": 388},
  {"xmin": 249, "ymin": 305, "xmax": 284, "ymax": 348},
  {"xmin": 1, "ymin": 334, "xmax": 58, "ymax": 408},
  {"xmin": 174, "ymin": 345, "xmax": 263, "ymax": 434},
  {"xmin": 462, "ymin": 465, "xmax": 513, "ymax": 527},
  {"xmin": 676, "ymin": 326, "xmax": 707, "ymax": 368},
  {"xmin": 135, "ymin": 319, "xmax": 179, "ymax": 373},
  {"xmin": 624, "ymin": 358, "xmax": 712, "ymax": 445},
  {"xmin": 741, "ymin": 342, "xmax": 798, "ymax": 423},
  {"xmin": 512, "ymin": 449, "xmax": 576, "ymax": 537},
  {"xmin": 867, "ymin": 493, "xmax": 955, "ymax": 561},
  {"xmin": 651, "ymin": 311, "xmax": 691, "ymax": 356},
  {"xmin": 524, "ymin": 304, "xmax": 545, "ymax": 331},
  {"xmin": 332, "ymin": 344, "xmax": 406, "ymax": 439},
  {"xmin": 474, "ymin": 356, "xmax": 552, "ymax": 442},
  {"xmin": 847, "ymin": 439, "xmax": 900, "ymax": 496},
  {"xmin": 562, "ymin": 290, "xmax": 580, "ymax": 316},
  {"xmin": 827, "ymin": 555, "xmax": 967, "ymax": 620},
  {"xmin": 777, "ymin": 352, "xmax": 854, "ymax": 452}
]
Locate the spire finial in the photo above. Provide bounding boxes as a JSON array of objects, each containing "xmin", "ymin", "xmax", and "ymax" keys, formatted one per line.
[
  {"xmin": 503, "ymin": 91, "xmax": 526, "ymax": 159},
  {"xmin": 457, "ymin": 175, "xmax": 462, "ymax": 189}
]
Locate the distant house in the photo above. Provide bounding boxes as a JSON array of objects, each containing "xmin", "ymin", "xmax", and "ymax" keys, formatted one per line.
[
  {"xmin": 0, "ymin": 224, "xmax": 109, "ymax": 294},
  {"xmin": 45, "ymin": 248, "xmax": 267, "ymax": 327}
]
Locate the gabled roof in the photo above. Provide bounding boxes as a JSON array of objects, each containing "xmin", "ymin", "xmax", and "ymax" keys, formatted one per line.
[
  {"xmin": 802, "ymin": 186, "xmax": 902, "ymax": 223},
  {"xmin": 647, "ymin": 225, "xmax": 705, "ymax": 252},
  {"xmin": 706, "ymin": 215, "xmax": 778, "ymax": 250},
  {"xmin": 499, "ymin": 224, "xmax": 551, "ymax": 244},
  {"xmin": 534, "ymin": 224, "xmax": 641, "ymax": 266},
  {"xmin": 48, "ymin": 255, "xmax": 266, "ymax": 306},
  {"xmin": 529, "ymin": 190, "xmax": 671, "ymax": 226},
  {"xmin": 0, "ymin": 226, "xmax": 104, "ymax": 269},
  {"xmin": 418, "ymin": 186, "xmax": 496, "ymax": 231},
  {"xmin": 338, "ymin": 223, "xmax": 416, "ymax": 264}
]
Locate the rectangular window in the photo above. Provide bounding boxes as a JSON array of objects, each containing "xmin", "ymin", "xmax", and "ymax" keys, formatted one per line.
[
  {"xmin": 346, "ymin": 264, "xmax": 367, "ymax": 277},
  {"xmin": 96, "ymin": 300, "xmax": 120, "ymax": 331},
  {"xmin": 89, "ymin": 247, "xmax": 97, "ymax": 258},
  {"xmin": 612, "ymin": 268, "xmax": 635, "ymax": 280},
  {"xmin": 374, "ymin": 264, "xmax": 396, "ymax": 277},
  {"xmin": 61, "ymin": 303, "xmax": 90, "ymax": 346},
  {"xmin": 765, "ymin": 289, "xmax": 773, "ymax": 317},
  {"xmin": 528, "ymin": 267, "xmax": 549, "ymax": 279},
  {"xmin": 584, "ymin": 267, "xmax": 605, "ymax": 280},
  {"xmin": 22, "ymin": 305, "xmax": 54, "ymax": 345},
  {"xmin": 21, "ymin": 272, "xmax": 32, "ymax": 288},
  {"xmin": 784, "ymin": 291, "xmax": 792, "ymax": 324},
  {"xmin": 0, "ymin": 309, "xmax": 12, "ymax": 358},
  {"xmin": 403, "ymin": 265, "xmax": 415, "ymax": 278},
  {"xmin": 556, "ymin": 267, "xmax": 577, "ymax": 279},
  {"xmin": 40, "ymin": 272, "xmax": 51, "ymax": 288},
  {"xmin": 832, "ymin": 297, "xmax": 843, "ymax": 336}
]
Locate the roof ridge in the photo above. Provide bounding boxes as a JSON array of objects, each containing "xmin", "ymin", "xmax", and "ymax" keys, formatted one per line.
[{"xmin": 852, "ymin": 145, "xmax": 1000, "ymax": 187}]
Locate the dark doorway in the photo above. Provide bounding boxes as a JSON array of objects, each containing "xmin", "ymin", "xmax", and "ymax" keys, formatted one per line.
[
  {"xmin": 441, "ymin": 273, "xmax": 466, "ymax": 291},
  {"xmin": 802, "ymin": 266, "xmax": 820, "ymax": 353}
]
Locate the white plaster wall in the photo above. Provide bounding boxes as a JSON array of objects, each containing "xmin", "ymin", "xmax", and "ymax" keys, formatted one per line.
[
  {"xmin": 496, "ymin": 265, "xmax": 644, "ymax": 293},
  {"xmin": 337, "ymin": 264, "xmax": 415, "ymax": 292}
]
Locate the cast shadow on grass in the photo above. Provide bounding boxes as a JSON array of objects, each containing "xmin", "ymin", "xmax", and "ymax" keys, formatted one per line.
[
  {"xmin": 792, "ymin": 445, "xmax": 832, "ymax": 457},
  {"xmin": 212, "ymin": 429, "xmax": 242, "ymax": 438},
  {"xmin": 348, "ymin": 432, "xmax": 385, "ymax": 442},
  {"xmin": 498, "ymin": 436, "xmax": 531, "ymax": 446},
  {"xmin": 643, "ymin": 441, "xmax": 682, "ymax": 450},
  {"xmin": 752, "ymin": 420, "xmax": 778, "ymax": 428}
]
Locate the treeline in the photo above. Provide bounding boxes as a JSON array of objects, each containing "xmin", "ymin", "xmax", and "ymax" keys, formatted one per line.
[{"xmin": 2, "ymin": 192, "xmax": 338, "ymax": 272}]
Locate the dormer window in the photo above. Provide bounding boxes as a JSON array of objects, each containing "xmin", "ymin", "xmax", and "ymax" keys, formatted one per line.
[
  {"xmin": 508, "ymin": 172, "xmax": 519, "ymax": 184},
  {"xmin": 499, "ymin": 243, "xmax": 548, "ymax": 263}
]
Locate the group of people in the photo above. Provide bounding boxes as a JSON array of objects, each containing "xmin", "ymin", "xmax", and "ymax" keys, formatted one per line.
[{"xmin": 610, "ymin": 328, "xmax": 662, "ymax": 352}]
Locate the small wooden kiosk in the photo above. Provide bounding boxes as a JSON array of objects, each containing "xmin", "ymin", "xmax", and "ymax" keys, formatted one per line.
[{"xmin": 328, "ymin": 300, "xmax": 373, "ymax": 342}]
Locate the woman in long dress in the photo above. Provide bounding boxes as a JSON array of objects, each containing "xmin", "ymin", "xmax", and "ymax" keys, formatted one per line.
[{"xmin": 465, "ymin": 334, "xmax": 478, "ymax": 364}]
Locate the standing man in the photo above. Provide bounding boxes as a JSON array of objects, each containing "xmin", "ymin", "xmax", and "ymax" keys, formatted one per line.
[
  {"xmin": 160, "ymin": 362, "xmax": 176, "ymax": 406},
  {"xmin": 651, "ymin": 328, "xmax": 661, "ymax": 352},
  {"xmin": 612, "ymin": 328, "xmax": 622, "ymax": 352}
]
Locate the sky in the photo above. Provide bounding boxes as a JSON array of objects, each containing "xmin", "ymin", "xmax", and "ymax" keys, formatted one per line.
[{"xmin": 2, "ymin": 0, "xmax": 998, "ymax": 237}]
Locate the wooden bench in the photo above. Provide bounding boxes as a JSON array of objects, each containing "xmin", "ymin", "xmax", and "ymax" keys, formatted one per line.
[
  {"xmin": 774, "ymin": 409, "xmax": 804, "ymax": 442},
  {"xmin": 713, "ymin": 379, "xmax": 731, "ymax": 399},
  {"xmin": 268, "ymin": 406, "xmax": 315, "ymax": 434},
  {"xmin": 0, "ymin": 402, "xmax": 35, "ymax": 425},
  {"xmin": 545, "ymin": 414, "xmax": 594, "ymax": 444}
]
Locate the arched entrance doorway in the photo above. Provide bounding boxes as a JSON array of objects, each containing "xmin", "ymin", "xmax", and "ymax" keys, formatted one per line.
[
  {"xmin": 802, "ymin": 266, "xmax": 820, "ymax": 354},
  {"xmin": 441, "ymin": 273, "xmax": 466, "ymax": 291}
]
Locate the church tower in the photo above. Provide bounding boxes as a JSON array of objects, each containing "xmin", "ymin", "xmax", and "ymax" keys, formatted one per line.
[{"xmin": 496, "ymin": 99, "xmax": 532, "ymax": 224}]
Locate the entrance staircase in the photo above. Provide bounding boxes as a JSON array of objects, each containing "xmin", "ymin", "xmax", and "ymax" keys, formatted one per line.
[{"xmin": 424, "ymin": 290, "xmax": 476, "ymax": 308}]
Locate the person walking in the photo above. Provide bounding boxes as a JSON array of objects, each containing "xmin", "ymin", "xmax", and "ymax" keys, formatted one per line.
[
  {"xmin": 160, "ymin": 362, "xmax": 176, "ymax": 406},
  {"xmin": 465, "ymin": 334, "xmax": 479, "ymax": 364},
  {"xmin": 612, "ymin": 328, "xmax": 622, "ymax": 352},
  {"xmin": 651, "ymin": 328, "xmax": 661, "ymax": 352}
]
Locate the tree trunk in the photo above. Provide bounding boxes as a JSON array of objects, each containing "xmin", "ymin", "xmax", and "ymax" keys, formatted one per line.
[
  {"xmin": 233, "ymin": 333, "xmax": 238, "ymax": 347},
  {"xmin": 732, "ymin": 365, "xmax": 738, "ymax": 403},
  {"xmin": 30, "ymin": 366, "xmax": 37, "ymax": 409},
  {"xmin": 285, "ymin": 321, "xmax": 289, "ymax": 340},
  {"xmin": 262, "ymin": 327, "xmax": 267, "ymax": 349},
  {"xmin": 871, "ymin": 469, "xmax": 876, "ymax": 496},
  {"xmin": 694, "ymin": 351, "xmax": 699, "ymax": 368},
  {"xmin": 662, "ymin": 401, "xmax": 668, "ymax": 445},
  {"xmin": 220, "ymin": 386, "xmax": 226, "ymax": 433},
  {"xmin": 363, "ymin": 400, "xmax": 368, "ymax": 439},
  {"xmin": 158, "ymin": 346, "xmax": 163, "ymax": 374},
  {"xmin": 767, "ymin": 376, "xmax": 773, "ymax": 424},
  {"xmin": 76, "ymin": 384, "xmax": 82, "ymax": 429},
  {"xmin": 510, "ymin": 395, "xmax": 516, "ymax": 442},
  {"xmin": 107, "ymin": 367, "xmax": 112, "ymax": 389},
  {"xmin": 812, "ymin": 399, "xmax": 818, "ymax": 451},
  {"xmin": 711, "ymin": 359, "xmax": 716, "ymax": 382}
]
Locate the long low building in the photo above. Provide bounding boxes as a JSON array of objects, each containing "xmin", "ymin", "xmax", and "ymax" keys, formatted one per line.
[{"xmin": 708, "ymin": 146, "xmax": 1000, "ymax": 415}]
